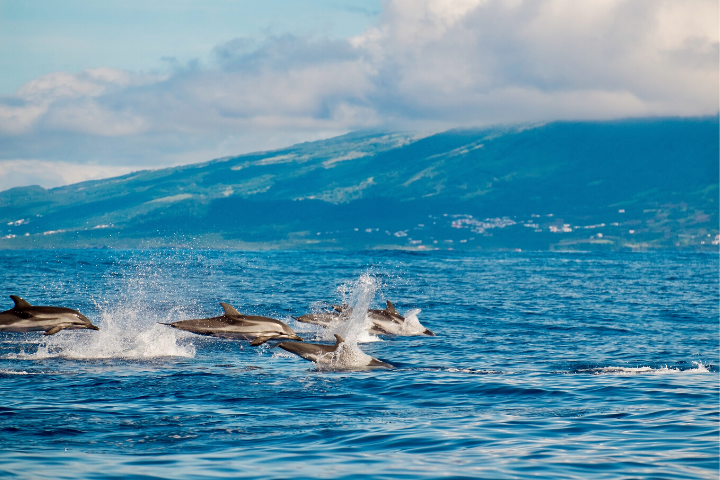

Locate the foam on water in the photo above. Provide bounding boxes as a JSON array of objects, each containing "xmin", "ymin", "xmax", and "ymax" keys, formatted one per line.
[
  {"xmin": 11, "ymin": 303, "xmax": 195, "ymax": 360},
  {"xmin": 582, "ymin": 361, "xmax": 710, "ymax": 375}
]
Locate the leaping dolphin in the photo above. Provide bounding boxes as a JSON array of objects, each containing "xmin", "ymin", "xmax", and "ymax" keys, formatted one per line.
[
  {"xmin": 296, "ymin": 300, "xmax": 434, "ymax": 337},
  {"xmin": 162, "ymin": 302, "xmax": 303, "ymax": 346},
  {"xmin": 366, "ymin": 300, "xmax": 435, "ymax": 336},
  {"xmin": 276, "ymin": 334, "xmax": 393, "ymax": 369},
  {"xmin": 0, "ymin": 295, "xmax": 100, "ymax": 335}
]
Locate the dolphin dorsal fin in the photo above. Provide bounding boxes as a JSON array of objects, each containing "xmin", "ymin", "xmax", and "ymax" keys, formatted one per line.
[
  {"xmin": 10, "ymin": 295, "xmax": 31, "ymax": 308},
  {"xmin": 220, "ymin": 302, "xmax": 241, "ymax": 316},
  {"xmin": 334, "ymin": 334, "xmax": 345, "ymax": 346},
  {"xmin": 386, "ymin": 300, "xmax": 397, "ymax": 314}
]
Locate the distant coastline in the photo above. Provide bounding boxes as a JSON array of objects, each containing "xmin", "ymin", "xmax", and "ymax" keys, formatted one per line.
[{"xmin": 1, "ymin": 117, "xmax": 717, "ymax": 252}]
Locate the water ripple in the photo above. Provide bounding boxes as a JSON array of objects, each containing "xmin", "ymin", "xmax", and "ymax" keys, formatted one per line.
[{"xmin": 0, "ymin": 250, "xmax": 716, "ymax": 479}]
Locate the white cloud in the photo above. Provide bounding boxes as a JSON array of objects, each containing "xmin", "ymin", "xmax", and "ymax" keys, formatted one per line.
[
  {"xmin": 0, "ymin": 160, "xmax": 139, "ymax": 191},
  {"xmin": 363, "ymin": 0, "xmax": 718, "ymax": 123},
  {"xmin": 0, "ymin": 0, "xmax": 717, "ymax": 190},
  {"xmin": 0, "ymin": 68, "xmax": 160, "ymax": 136}
]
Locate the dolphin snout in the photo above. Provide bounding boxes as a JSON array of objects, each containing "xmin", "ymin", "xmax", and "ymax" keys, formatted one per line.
[
  {"xmin": 88, "ymin": 325, "xmax": 100, "ymax": 331},
  {"xmin": 290, "ymin": 334, "xmax": 304, "ymax": 341},
  {"xmin": 423, "ymin": 329, "xmax": 435, "ymax": 336}
]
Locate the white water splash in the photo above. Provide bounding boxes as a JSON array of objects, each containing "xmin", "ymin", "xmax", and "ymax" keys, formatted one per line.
[
  {"xmin": 398, "ymin": 308, "xmax": 425, "ymax": 335},
  {"xmin": 584, "ymin": 361, "xmax": 709, "ymax": 375},
  {"xmin": 326, "ymin": 273, "xmax": 379, "ymax": 344},
  {"xmin": 12, "ymin": 303, "xmax": 195, "ymax": 360},
  {"xmin": 316, "ymin": 273, "xmax": 381, "ymax": 368},
  {"xmin": 314, "ymin": 342, "xmax": 374, "ymax": 371},
  {"xmin": 356, "ymin": 330, "xmax": 382, "ymax": 343}
]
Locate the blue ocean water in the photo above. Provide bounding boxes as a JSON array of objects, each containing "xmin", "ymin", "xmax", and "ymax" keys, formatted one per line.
[{"xmin": 0, "ymin": 249, "xmax": 717, "ymax": 479}]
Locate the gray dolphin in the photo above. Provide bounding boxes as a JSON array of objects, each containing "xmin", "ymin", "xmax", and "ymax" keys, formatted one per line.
[
  {"xmin": 294, "ymin": 304, "xmax": 351, "ymax": 328},
  {"xmin": 295, "ymin": 300, "xmax": 434, "ymax": 336},
  {"xmin": 276, "ymin": 334, "xmax": 393, "ymax": 369},
  {"xmin": 162, "ymin": 302, "xmax": 303, "ymax": 346},
  {"xmin": 0, "ymin": 295, "xmax": 100, "ymax": 335},
  {"xmin": 366, "ymin": 300, "xmax": 435, "ymax": 336}
]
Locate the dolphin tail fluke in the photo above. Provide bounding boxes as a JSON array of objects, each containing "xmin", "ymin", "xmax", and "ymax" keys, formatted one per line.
[
  {"xmin": 368, "ymin": 358, "xmax": 394, "ymax": 369},
  {"xmin": 10, "ymin": 295, "xmax": 32, "ymax": 308},
  {"xmin": 385, "ymin": 300, "xmax": 397, "ymax": 314}
]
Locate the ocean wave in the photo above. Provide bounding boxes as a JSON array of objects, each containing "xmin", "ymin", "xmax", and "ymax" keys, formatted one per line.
[
  {"xmin": 416, "ymin": 367, "xmax": 510, "ymax": 375},
  {"xmin": 0, "ymin": 368, "xmax": 31, "ymax": 375},
  {"xmin": 578, "ymin": 361, "xmax": 710, "ymax": 375}
]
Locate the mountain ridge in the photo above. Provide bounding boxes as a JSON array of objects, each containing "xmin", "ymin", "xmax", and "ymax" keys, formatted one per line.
[{"xmin": 1, "ymin": 116, "xmax": 717, "ymax": 251}]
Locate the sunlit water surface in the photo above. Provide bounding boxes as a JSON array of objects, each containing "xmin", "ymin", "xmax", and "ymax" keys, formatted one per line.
[{"xmin": 0, "ymin": 250, "xmax": 717, "ymax": 479}]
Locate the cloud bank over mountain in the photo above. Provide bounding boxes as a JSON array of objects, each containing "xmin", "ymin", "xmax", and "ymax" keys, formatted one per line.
[{"xmin": 1, "ymin": 0, "xmax": 717, "ymax": 190}]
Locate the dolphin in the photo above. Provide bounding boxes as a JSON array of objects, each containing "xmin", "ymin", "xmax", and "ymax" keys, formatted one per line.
[
  {"xmin": 276, "ymin": 334, "xmax": 393, "ymax": 369},
  {"xmin": 162, "ymin": 302, "xmax": 303, "ymax": 346},
  {"xmin": 295, "ymin": 300, "xmax": 435, "ymax": 337},
  {"xmin": 0, "ymin": 295, "xmax": 100, "ymax": 335},
  {"xmin": 366, "ymin": 300, "xmax": 435, "ymax": 336},
  {"xmin": 293, "ymin": 304, "xmax": 351, "ymax": 328}
]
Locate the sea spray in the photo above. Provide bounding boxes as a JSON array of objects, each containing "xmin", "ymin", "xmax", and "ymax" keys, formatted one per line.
[
  {"xmin": 22, "ymin": 302, "xmax": 196, "ymax": 360},
  {"xmin": 398, "ymin": 308, "xmax": 425, "ymax": 335},
  {"xmin": 18, "ymin": 260, "xmax": 198, "ymax": 360},
  {"xmin": 326, "ymin": 273, "xmax": 378, "ymax": 344},
  {"xmin": 316, "ymin": 273, "xmax": 380, "ymax": 369}
]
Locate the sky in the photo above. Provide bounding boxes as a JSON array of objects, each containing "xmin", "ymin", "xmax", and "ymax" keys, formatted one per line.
[{"xmin": 0, "ymin": 0, "xmax": 717, "ymax": 191}]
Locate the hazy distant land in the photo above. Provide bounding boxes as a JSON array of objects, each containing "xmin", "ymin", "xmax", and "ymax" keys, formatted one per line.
[{"xmin": 1, "ymin": 117, "xmax": 717, "ymax": 251}]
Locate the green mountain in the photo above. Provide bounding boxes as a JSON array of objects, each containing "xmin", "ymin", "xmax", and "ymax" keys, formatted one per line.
[{"xmin": 1, "ymin": 117, "xmax": 717, "ymax": 251}]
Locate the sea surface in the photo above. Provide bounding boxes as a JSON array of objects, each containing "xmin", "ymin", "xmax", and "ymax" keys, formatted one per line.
[{"xmin": 0, "ymin": 249, "xmax": 717, "ymax": 479}]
